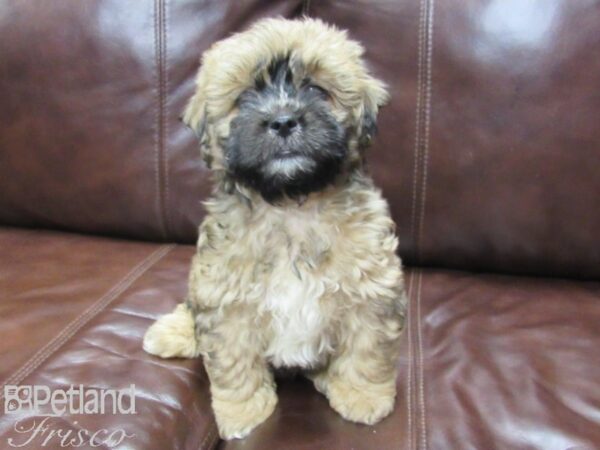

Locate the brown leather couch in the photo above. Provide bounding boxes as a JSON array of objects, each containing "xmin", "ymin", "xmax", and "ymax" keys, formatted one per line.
[{"xmin": 1, "ymin": 1, "xmax": 599, "ymax": 449}]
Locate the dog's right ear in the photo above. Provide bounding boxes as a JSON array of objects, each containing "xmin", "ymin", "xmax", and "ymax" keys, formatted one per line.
[
  {"xmin": 181, "ymin": 90, "xmax": 207, "ymax": 141},
  {"xmin": 181, "ymin": 82, "xmax": 218, "ymax": 169}
]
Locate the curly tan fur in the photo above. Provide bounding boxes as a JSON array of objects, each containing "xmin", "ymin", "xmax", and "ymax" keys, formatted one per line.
[{"xmin": 144, "ymin": 17, "xmax": 406, "ymax": 440}]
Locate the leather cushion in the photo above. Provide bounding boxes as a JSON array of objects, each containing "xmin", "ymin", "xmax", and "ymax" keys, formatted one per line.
[
  {"xmin": 221, "ymin": 268, "xmax": 600, "ymax": 450},
  {"xmin": 2, "ymin": 230, "xmax": 598, "ymax": 449},
  {"xmin": 0, "ymin": 228, "xmax": 216, "ymax": 449}
]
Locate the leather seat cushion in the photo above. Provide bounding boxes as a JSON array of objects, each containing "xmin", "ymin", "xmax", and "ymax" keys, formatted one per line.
[{"xmin": 1, "ymin": 228, "xmax": 599, "ymax": 449}]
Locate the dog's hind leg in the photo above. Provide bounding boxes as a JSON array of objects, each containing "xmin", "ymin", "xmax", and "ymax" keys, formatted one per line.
[{"xmin": 143, "ymin": 303, "xmax": 200, "ymax": 358}]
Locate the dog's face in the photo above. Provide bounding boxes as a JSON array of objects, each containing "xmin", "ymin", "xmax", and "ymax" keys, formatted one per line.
[
  {"xmin": 183, "ymin": 18, "xmax": 388, "ymax": 202},
  {"xmin": 227, "ymin": 55, "xmax": 349, "ymax": 201}
]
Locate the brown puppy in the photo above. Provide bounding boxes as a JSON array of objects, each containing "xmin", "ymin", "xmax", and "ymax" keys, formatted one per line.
[{"xmin": 143, "ymin": 17, "xmax": 406, "ymax": 440}]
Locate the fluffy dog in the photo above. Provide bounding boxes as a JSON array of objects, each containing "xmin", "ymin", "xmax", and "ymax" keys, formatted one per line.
[{"xmin": 143, "ymin": 17, "xmax": 407, "ymax": 440}]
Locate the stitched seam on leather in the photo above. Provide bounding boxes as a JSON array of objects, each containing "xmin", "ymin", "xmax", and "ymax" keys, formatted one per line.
[
  {"xmin": 417, "ymin": 0, "xmax": 435, "ymax": 263},
  {"xmin": 405, "ymin": 271, "xmax": 416, "ymax": 450},
  {"xmin": 153, "ymin": 0, "xmax": 161, "ymax": 238},
  {"xmin": 410, "ymin": 0, "xmax": 427, "ymax": 263},
  {"xmin": 0, "ymin": 245, "xmax": 175, "ymax": 396},
  {"xmin": 210, "ymin": 428, "xmax": 220, "ymax": 450},
  {"xmin": 416, "ymin": 270, "xmax": 427, "ymax": 449},
  {"xmin": 198, "ymin": 424, "xmax": 217, "ymax": 450},
  {"xmin": 154, "ymin": 0, "xmax": 169, "ymax": 240},
  {"xmin": 163, "ymin": 0, "xmax": 172, "ymax": 237}
]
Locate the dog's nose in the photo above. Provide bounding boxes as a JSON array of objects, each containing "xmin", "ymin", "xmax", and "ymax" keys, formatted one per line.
[{"xmin": 269, "ymin": 115, "xmax": 298, "ymax": 137}]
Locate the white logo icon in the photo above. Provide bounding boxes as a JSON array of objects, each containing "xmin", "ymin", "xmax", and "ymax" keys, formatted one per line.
[{"xmin": 4, "ymin": 385, "xmax": 33, "ymax": 413}]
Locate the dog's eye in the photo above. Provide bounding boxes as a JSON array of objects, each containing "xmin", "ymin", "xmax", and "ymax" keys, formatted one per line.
[{"xmin": 305, "ymin": 84, "xmax": 329, "ymax": 98}]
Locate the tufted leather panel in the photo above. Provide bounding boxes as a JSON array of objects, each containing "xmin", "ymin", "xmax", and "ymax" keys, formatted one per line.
[
  {"xmin": 0, "ymin": 0, "xmax": 302, "ymax": 243},
  {"xmin": 309, "ymin": 0, "xmax": 600, "ymax": 279}
]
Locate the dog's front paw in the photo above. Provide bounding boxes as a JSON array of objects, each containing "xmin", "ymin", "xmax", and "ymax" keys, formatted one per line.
[
  {"xmin": 143, "ymin": 303, "xmax": 199, "ymax": 358},
  {"xmin": 326, "ymin": 378, "xmax": 396, "ymax": 425},
  {"xmin": 212, "ymin": 383, "xmax": 278, "ymax": 440}
]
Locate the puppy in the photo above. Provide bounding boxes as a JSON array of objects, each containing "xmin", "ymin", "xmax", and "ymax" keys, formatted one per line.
[{"xmin": 143, "ymin": 17, "xmax": 407, "ymax": 440}]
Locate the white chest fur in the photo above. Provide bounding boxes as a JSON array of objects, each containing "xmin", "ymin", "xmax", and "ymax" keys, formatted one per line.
[
  {"xmin": 263, "ymin": 271, "xmax": 333, "ymax": 368},
  {"xmin": 260, "ymin": 206, "xmax": 335, "ymax": 368}
]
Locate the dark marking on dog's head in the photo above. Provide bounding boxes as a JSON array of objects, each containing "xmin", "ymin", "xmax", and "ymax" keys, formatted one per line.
[{"xmin": 225, "ymin": 54, "xmax": 348, "ymax": 202}]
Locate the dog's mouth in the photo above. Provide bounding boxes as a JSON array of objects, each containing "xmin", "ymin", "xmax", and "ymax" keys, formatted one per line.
[
  {"xmin": 272, "ymin": 150, "xmax": 306, "ymax": 160},
  {"xmin": 269, "ymin": 138, "xmax": 313, "ymax": 162}
]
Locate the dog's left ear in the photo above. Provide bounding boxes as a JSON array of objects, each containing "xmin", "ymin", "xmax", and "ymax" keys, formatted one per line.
[{"xmin": 358, "ymin": 77, "xmax": 390, "ymax": 150}]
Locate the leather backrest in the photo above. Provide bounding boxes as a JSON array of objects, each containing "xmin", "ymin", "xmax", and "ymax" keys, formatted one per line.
[
  {"xmin": 0, "ymin": 0, "xmax": 302, "ymax": 242},
  {"xmin": 1, "ymin": 0, "xmax": 599, "ymax": 279},
  {"xmin": 309, "ymin": 0, "xmax": 600, "ymax": 279}
]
